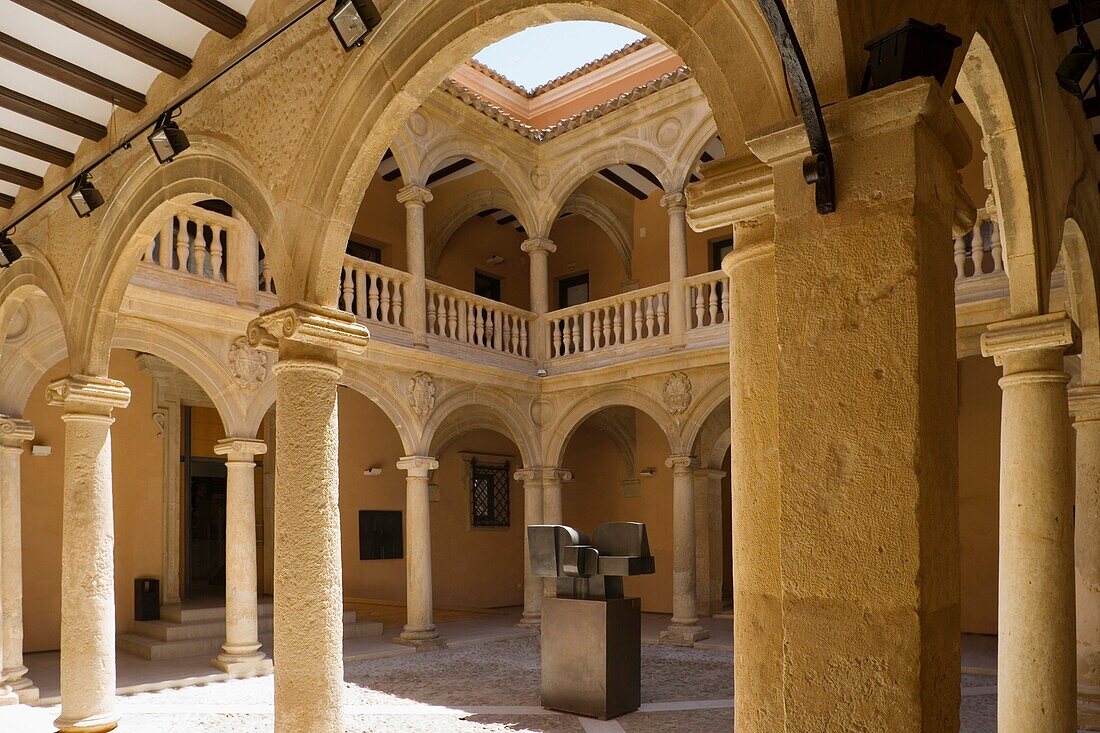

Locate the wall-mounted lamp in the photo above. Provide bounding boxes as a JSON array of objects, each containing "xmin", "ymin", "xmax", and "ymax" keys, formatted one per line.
[
  {"xmin": 536, "ymin": 368, "xmax": 548, "ymax": 377},
  {"xmin": 31, "ymin": 445, "xmax": 52, "ymax": 457},
  {"xmin": 363, "ymin": 467, "xmax": 383, "ymax": 477},
  {"xmin": 486, "ymin": 254, "xmax": 505, "ymax": 265},
  {"xmin": 639, "ymin": 468, "xmax": 656, "ymax": 478}
]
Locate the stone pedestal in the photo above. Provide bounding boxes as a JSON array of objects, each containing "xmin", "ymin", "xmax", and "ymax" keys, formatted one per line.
[
  {"xmin": 983, "ymin": 313, "xmax": 1077, "ymax": 733},
  {"xmin": 0, "ymin": 416, "xmax": 37, "ymax": 704},
  {"xmin": 514, "ymin": 468, "xmax": 544, "ymax": 627},
  {"xmin": 398, "ymin": 185, "xmax": 432, "ymax": 349},
  {"xmin": 47, "ymin": 376, "xmax": 131, "ymax": 733},
  {"xmin": 396, "ymin": 456, "xmax": 444, "ymax": 648},
  {"xmin": 660, "ymin": 455, "xmax": 707, "ymax": 645},
  {"xmin": 212, "ymin": 438, "xmax": 271, "ymax": 677},
  {"xmin": 1071, "ymin": 385, "xmax": 1100, "ymax": 728}
]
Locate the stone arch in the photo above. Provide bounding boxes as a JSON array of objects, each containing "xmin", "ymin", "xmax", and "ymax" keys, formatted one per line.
[
  {"xmin": 70, "ymin": 144, "xmax": 287, "ymax": 377},
  {"xmin": 0, "ymin": 254, "xmax": 69, "ymax": 350},
  {"xmin": 0, "ymin": 322, "xmax": 68, "ymax": 416},
  {"xmin": 1060, "ymin": 187, "xmax": 1100, "ymax": 385},
  {"xmin": 426, "ymin": 187, "xmax": 527, "ymax": 276},
  {"xmin": 418, "ymin": 136, "xmax": 536, "ymax": 219},
  {"xmin": 688, "ymin": 397, "xmax": 731, "ymax": 470},
  {"xmin": 558, "ymin": 193, "xmax": 634, "ymax": 278},
  {"xmin": 422, "ymin": 386, "xmax": 538, "ymax": 466},
  {"xmin": 287, "ymin": 0, "xmax": 793, "ymax": 309},
  {"xmin": 670, "ymin": 115, "xmax": 720, "ymax": 192},
  {"xmin": 547, "ymin": 385, "xmax": 679, "ymax": 468},
  {"xmin": 679, "ymin": 377, "xmax": 732, "ymax": 453}
]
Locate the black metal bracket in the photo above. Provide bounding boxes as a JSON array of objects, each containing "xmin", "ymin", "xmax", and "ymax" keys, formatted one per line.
[{"xmin": 759, "ymin": 0, "xmax": 837, "ymax": 214}]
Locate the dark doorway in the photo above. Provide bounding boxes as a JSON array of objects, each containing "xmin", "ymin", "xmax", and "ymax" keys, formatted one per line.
[
  {"xmin": 557, "ymin": 272, "xmax": 589, "ymax": 309},
  {"xmin": 475, "ymin": 270, "xmax": 502, "ymax": 301},
  {"xmin": 182, "ymin": 406, "xmax": 228, "ymax": 600}
]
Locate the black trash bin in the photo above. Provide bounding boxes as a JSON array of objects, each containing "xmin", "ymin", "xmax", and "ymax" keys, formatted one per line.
[{"xmin": 134, "ymin": 577, "xmax": 160, "ymax": 621}]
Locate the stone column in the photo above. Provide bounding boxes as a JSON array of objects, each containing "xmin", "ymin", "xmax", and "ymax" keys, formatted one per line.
[
  {"xmin": 46, "ymin": 376, "xmax": 131, "ymax": 733},
  {"xmin": 397, "ymin": 184, "xmax": 433, "ymax": 348},
  {"xmin": 661, "ymin": 191, "xmax": 688, "ymax": 348},
  {"xmin": 540, "ymin": 468, "xmax": 571, "ymax": 597},
  {"xmin": 661, "ymin": 455, "xmax": 707, "ymax": 645},
  {"xmin": 212, "ymin": 438, "xmax": 271, "ymax": 677},
  {"xmin": 396, "ymin": 456, "xmax": 444, "ymax": 648},
  {"xmin": 0, "ymin": 416, "xmax": 37, "ymax": 703},
  {"xmin": 514, "ymin": 468, "xmax": 544, "ymax": 627},
  {"xmin": 982, "ymin": 312, "xmax": 1077, "ymax": 732},
  {"xmin": 248, "ymin": 304, "xmax": 370, "ymax": 733},
  {"xmin": 521, "ymin": 237, "xmax": 556, "ymax": 364},
  {"xmin": 693, "ymin": 467, "xmax": 725, "ymax": 617},
  {"xmin": 1070, "ymin": 385, "xmax": 1100, "ymax": 726},
  {"xmin": 746, "ymin": 78, "xmax": 966, "ymax": 729}
]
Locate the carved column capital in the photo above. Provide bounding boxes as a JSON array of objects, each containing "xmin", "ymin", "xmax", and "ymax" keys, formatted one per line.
[
  {"xmin": 397, "ymin": 455, "xmax": 439, "ymax": 477},
  {"xmin": 0, "ymin": 415, "xmax": 34, "ymax": 450},
  {"xmin": 665, "ymin": 455, "xmax": 698, "ymax": 474},
  {"xmin": 397, "ymin": 184, "xmax": 433, "ymax": 208},
  {"xmin": 520, "ymin": 237, "xmax": 556, "ymax": 256},
  {"xmin": 214, "ymin": 438, "xmax": 268, "ymax": 462},
  {"xmin": 1069, "ymin": 385, "xmax": 1100, "ymax": 424},
  {"xmin": 980, "ymin": 312, "xmax": 1077, "ymax": 366},
  {"xmin": 45, "ymin": 375, "xmax": 131, "ymax": 417},
  {"xmin": 659, "ymin": 191, "xmax": 687, "ymax": 212},
  {"xmin": 247, "ymin": 302, "xmax": 371, "ymax": 354},
  {"xmin": 514, "ymin": 467, "xmax": 572, "ymax": 484}
]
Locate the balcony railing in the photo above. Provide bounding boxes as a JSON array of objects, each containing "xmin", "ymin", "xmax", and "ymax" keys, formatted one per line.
[
  {"xmin": 142, "ymin": 202, "xmax": 238, "ymax": 283},
  {"xmin": 685, "ymin": 270, "xmax": 729, "ymax": 330},
  {"xmin": 954, "ymin": 208, "xmax": 1004, "ymax": 281},
  {"xmin": 426, "ymin": 281, "xmax": 532, "ymax": 357},
  {"xmin": 338, "ymin": 257, "xmax": 410, "ymax": 328},
  {"xmin": 547, "ymin": 283, "xmax": 670, "ymax": 359}
]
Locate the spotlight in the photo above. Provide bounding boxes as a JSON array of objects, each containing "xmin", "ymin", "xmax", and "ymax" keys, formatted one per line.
[
  {"xmin": 0, "ymin": 232, "xmax": 20, "ymax": 268},
  {"xmin": 328, "ymin": 0, "xmax": 381, "ymax": 51},
  {"xmin": 148, "ymin": 109, "xmax": 190, "ymax": 164},
  {"xmin": 1057, "ymin": 44, "xmax": 1100, "ymax": 98},
  {"xmin": 68, "ymin": 173, "xmax": 104, "ymax": 218}
]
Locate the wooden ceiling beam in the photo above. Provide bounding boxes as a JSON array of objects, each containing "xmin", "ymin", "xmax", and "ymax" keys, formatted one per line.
[
  {"xmin": 156, "ymin": 0, "xmax": 246, "ymax": 39},
  {"xmin": 0, "ymin": 86, "xmax": 107, "ymax": 140},
  {"xmin": 0, "ymin": 127, "xmax": 74, "ymax": 167},
  {"xmin": 0, "ymin": 33, "xmax": 145, "ymax": 112},
  {"xmin": 9, "ymin": 0, "xmax": 192, "ymax": 78},
  {"xmin": 0, "ymin": 193, "xmax": 15, "ymax": 209},
  {"xmin": 1052, "ymin": 1, "xmax": 1100, "ymax": 33},
  {"xmin": 0, "ymin": 163, "xmax": 43, "ymax": 190}
]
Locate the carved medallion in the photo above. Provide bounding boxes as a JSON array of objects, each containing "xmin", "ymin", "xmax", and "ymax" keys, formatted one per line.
[
  {"xmin": 663, "ymin": 372, "xmax": 692, "ymax": 415},
  {"xmin": 406, "ymin": 371, "xmax": 437, "ymax": 417},
  {"xmin": 4, "ymin": 303, "xmax": 32, "ymax": 342},
  {"xmin": 228, "ymin": 336, "xmax": 268, "ymax": 391},
  {"xmin": 408, "ymin": 111, "xmax": 429, "ymax": 138},
  {"xmin": 656, "ymin": 117, "xmax": 682, "ymax": 149}
]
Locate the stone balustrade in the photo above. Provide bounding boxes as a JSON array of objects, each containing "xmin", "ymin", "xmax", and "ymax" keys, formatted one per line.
[
  {"xmin": 954, "ymin": 208, "xmax": 1004, "ymax": 281},
  {"xmin": 426, "ymin": 281, "xmax": 532, "ymax": 357},
  {"xmin": 143, "ymin": 202, "xmax": 240, "ymax": 282},
  {"xmin": 338, "ymin": 257, "xmax": 410, "ymax": 328},
  {"xmin": 547, "ymin": 282, "xmax": 670, "ymax": 359},
  {"xmin": 685, "ymin": 271, "xmax": 729, "ymax": 330}
]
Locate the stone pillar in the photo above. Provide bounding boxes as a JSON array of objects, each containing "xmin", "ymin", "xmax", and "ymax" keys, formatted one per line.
[
  {"xmin": 514, "ymin": 468, "xmax": 544, "ymax": 627},
  {"xmin": 46, "ymin": 376, "xmax": 131, "ymax": 733},
  {"xmin": 396, "ymin": 456, "xmax": 444, "ymax": 648},
  {"xmin": 540, "ymin": 468, "xmax": 571, "ymax": 597},
  {"xmin": 693, "ymin": 467, "xmax": 725, "ymax": 617},
  {"xmin": 521, "ymin": 237, "xmax": 556, "ymax": 363},
  {"xmin": 248, "ymin": 304, "xmax": 370, "ymax": 733},
  {"xmin": 661, "ymin": 191, "xmax": 688, "ymax": 348},
  {"xmin": 159, "ymin": 398, "xmax": 182, "ymax": 606},
  {"xmin": 746, "ymin": 78, "xmax": 966, "ymax": 729},
  {"xmin": 0, "ymin": 416, "xmax": 37, "ymax": 703},
  {"xmin": 212, "ymin": 438, "xmax": 271, "ymax": 677},
  {"xmin": 397, "ymin": 184, "xmax": 433, "ymax": 348},
  {"xmin": 1070, "ymin": 385, "xmax": 1100, "ymax": 726},
  {"xmin": 982, "ymin": 312, "xmax": 1077, "ymax": 732},
  {"xmin": 661, "ymin": 455, "xmax": 707, "ymax": 645}
]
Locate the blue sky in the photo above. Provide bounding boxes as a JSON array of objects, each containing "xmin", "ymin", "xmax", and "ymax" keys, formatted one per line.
[{"xmin": 473, "ymin": 21, "xmax": 646, "ymax": 92}]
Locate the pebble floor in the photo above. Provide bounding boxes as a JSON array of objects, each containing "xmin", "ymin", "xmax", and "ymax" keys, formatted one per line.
[{"xmin": 0, "ymin": 638, "xmax": 1091, "ymax": 732}]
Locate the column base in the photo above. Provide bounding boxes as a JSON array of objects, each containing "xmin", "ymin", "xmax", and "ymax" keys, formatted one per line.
[
  {"xmin": 517, "ymin": 612, "xmax": 541, "ymax": 629},
  {"xmin": 1080, "ymin": 684, "xmax": 1100, "ymax": 731},
  {"xmin": 659, "ymin": 622, "xmax": 709, "ymax": 646},
  {"xmin": 212, "ymin": 652, "xmax": 273, "ymax": 678},
  {"xmin": 0, "ymin": 686, "xmax": 17, "ymax": 706},
  {"xmin": 394, "ymin": 629, "xmax": 447, "ymax": 650},
  {"xmin": 53, "ymin": 710, "xmax": 121, "ymax": 733},
  {"xmin": 7, "ymin": 674, "xmax": 39, "ymax": 704}
]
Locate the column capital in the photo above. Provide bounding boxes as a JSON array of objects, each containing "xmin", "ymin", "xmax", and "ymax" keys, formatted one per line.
[
  {"xmin": 397, "ymin": 455, "xmax": 438, "ymax": 477},
  {"xmin": 1069, "ymin": 385, "xmax": 1100, "ymax": 423},
  {"xmin": 514, "ymin": 466, "xmax": 572, "ymax": 484},
  {"xmin": 0, "ymin": 415, "xmax": 34, "ymax": 449},
  {"xmin": 693, "ymin": 467, "xmax": 726, "ymax": 480},
  {"xmin": 247, "ymin": 302, "xmax": 370, "ymax": 355},
  {"xmin": 397, "ymin": 184, "xmax": 433, "ymax": 207},
  {"xmin": 45, "ymin": 375, "xmax": 130, "ymax": 415},
  {"xmin": 980, "ymin": 312, "xmax": 1077, "ymax": 365},
  {"xmin": 520, "ymin": 237, "xmax": 556, "ymax": 256},
  {"xmin": 660, "ymin": 191, "xmax": 687, "ymax": 212},
  {"xmin": 665, "ymin": 455, "xmax": 698, "ymax": 473},
  {"xmin": 214, "ymin": 438, "xmax": 267, "ymax": 461},
  {"xmin": 686, "ymin": 152, "xmax": 772, "ymax": 232}
]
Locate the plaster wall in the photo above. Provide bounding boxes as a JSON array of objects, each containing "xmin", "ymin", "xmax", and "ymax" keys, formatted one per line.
[
  {"xmin": 436, "ymin": 217, "xmax": 528, "ymax": 308},
  {"xmin": 547, "ymin": 216, "xmax": 627, "ymax": 306},
  {"xmin": 350, "ymin": 173, "xmax": 408, "ymax": 269},
  {"xmin": 632, "ymin": 194, "xmax": 720, "ymax": 288}
]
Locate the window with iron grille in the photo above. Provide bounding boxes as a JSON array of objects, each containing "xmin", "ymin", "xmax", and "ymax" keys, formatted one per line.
[{"xmin": 470, "ymin": 459, "xmax": 510, "ymax": 527}]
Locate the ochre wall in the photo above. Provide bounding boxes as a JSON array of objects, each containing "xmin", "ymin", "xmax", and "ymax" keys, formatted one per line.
[{"xmin": 436, "ymin": 216, "xmax": 529, "ymax": 309}]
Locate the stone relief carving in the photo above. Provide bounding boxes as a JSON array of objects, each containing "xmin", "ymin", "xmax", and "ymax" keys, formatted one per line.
[
  {"xmin": 406, "ymin": 372, "xmax": 437, "ymax": 416},
  {"xmin": 663, "ymin": 372, "xmax": 693, "ymax": 415},
  {"xmin": 656, "ymin": 117, "xmax": 682, "ymax": 149},
  {"xmin": 229, "ymin": 336, "xmax": 269, "ymax": 390},
  {"xmin": 151, "ymin": 409, "xmax": 167, "ymax": 439},
  {"xmin": 4, "ymin": 303, "xmax": 32, "ymax": 342}
]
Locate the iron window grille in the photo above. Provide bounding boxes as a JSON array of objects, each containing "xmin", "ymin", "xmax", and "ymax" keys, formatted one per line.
[{"xmin": 470, "ymin": 459, "xmax": 510, "ymax": 527}]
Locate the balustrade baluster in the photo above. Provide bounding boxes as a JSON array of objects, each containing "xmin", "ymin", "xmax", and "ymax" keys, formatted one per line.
[
  {"xmin": 720, "ymin": 280, "xmax": 730, "ymax": 323},
  {"xmin": 340, "ymin": 264, "xmax": 354, "ymax": 312},
  {"xmin": 552, "ymin": 320, "xmax": 563, "ymax": 357},
  {"xmin": 707, "ymin": 284, "xmax": 718, "ymax": 325},
  {"xmin": 261, "ymin": 259, "xmax": 273, "ymax": 292},
  {"xmin": 694, "ymin": 285, "xmax": 705, "ymax": 327},
  {"xmin": 475, "ymin": 305, "xmax": 485, "ymax": 346},
  {"xmin": 504, "ymin": 315, "xmax": 513, "ymax": 354},
  {"xmin": 158, "ymin": 219, "xmax": 173, "ymax": 268},
  {"xmin": 989, "ymin": 217, "xmax": 1003, "ymax": 273},
  {"xmin": 601, "ymin": 306, "xmax": 612, "ymax": 347},
  {"xmin": 211, "ymin": 224, "xmax": 225, "ymax": 280},
  {"xmin": 563, "ymin": 318, "xmax": 574, "ymax": 354},
  {"xmin": 953, "ymin": 235, "xmax": 966, "ymax": 280},
  {"xmin": 644, "ymin": 298, "xmax": 655, "ymax": 338},
  {"xmin": 519, "ymin": 320, "xmax": 528, "ymax": 357},
  {"xmin": 572, "ymin": 315, "xmax": 583, "ymax": 354},
  {"xmin": 427, "ymin": 292, "xmax": 438, "ymax": 334},
  {"xmin": 969, "ymin": 220, "xmax": 984, "ymax": 276},
  {"xmin": 367, "ymin": 276, "xmax": 380, "ymax": 320},
  {"xmin": 380, "ymin": 276, "xmax": 392, "ymax": 323},
  {"xmin": 392, "ymin": 281, "xmax": 404, "ymax": 326},
  {"xmin": 175, "ymin": 215, "xmax": 190, "ymax": 273},
  {"xmin": 353, "ymin": 267, "xmax": 367, "ymax": 319},
  {"xmin": 613, "ymin": 306, "xmax": 623, "ymax": 345},
  {"xmin": 657, "ymin": 294, "xmax": 667, "ymax": 335},
  {"xmin": 194, "ymin": 225, "xmax": 209, "ymax": 277},
  {"xmin": 446, "ymin": 296, "xmax": 457, "ymax": 339},
  {"xmin": 492, "ymin": 309, "xmax": 502, "ymax": 351}
]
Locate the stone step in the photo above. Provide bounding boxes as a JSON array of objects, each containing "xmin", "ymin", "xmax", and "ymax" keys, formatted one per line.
[
  {"xmin": 133, "ymin": 610, "xmax": 357, "ymax": 641},
  {"xmin": 160, "ymin": 600, "xmax": 275, "ymax": 625}
]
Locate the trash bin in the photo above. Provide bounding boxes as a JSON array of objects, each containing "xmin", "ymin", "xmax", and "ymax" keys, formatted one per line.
[{"xmin": 134, "ymin": 577, "xmax": 160, "ymax": 621}]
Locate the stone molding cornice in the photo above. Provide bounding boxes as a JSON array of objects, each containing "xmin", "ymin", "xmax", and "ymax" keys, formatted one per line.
[
  {"xmin": 397, "ymin": 455, "xmax": 439, "ymax": 477},
  {"xmin": 514, "ymin": 467, "xmax": 572, "ymax": 484},
  {"xmin": 665, "ymin": 455, "xmax": 698, "ymax": 473},
  {"xmin": 980, "ymin": 312, "xmax": 1077, "ymax": 365},
  {"xmin": 45, "ymin": 375, "xmax": 131, "ymax": 414},
  {"xmin": 0, "ymin": 415, "xmax": 34, "ymax": 448},
  {"xmin": 659, "ymin": 191, "xmax": 687, "ymax": 212},
  {"xmin": 1069, "ymin": 385, "xmax": 1100, "ymax": 422},
  {"xmin": 687, "ymin": 153, "xmax": 774, "ymax": 232},
  {"xmin": 521, "ymin": 237, "xmax": 556, "ymax": 256},
  {"xmin": 397, "ymin": 184, "xmax": 433, "ymax": 207},
  {"xmin": 247, "ymin": 303, "xmax": 370, "ymax": 355},
  {"xmin": 214, "ymin": 438, "xmax": 267, "ymax": 460}
]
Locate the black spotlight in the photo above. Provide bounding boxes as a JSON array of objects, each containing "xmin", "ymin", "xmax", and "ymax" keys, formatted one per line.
[
  {"xmin": 0, "ymin": 232, "xmax": 20, "ymax": 268},
  {"xmin": 68, "ymin": 173, "xmax": 104, "ymax": 218},
  {"xmin": 329, "ymin": 0, "xmax": 381, "ymax": 51},
  {"xmin": 148, "ymin": 109, "xmax": 190, "ymax": 164},
  {"xmin": 1057, "ymin": 43, "xmax": 1100, "ymax": 98}
]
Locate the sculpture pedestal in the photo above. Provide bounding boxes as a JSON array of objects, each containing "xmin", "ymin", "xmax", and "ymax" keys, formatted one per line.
[{"xmin": 541, "ymin": 596, "xmax": 641, "ymax": 719}]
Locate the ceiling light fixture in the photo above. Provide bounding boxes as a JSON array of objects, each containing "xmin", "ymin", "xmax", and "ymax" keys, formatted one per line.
[
  {"xmin": 148, "ymin": 108, "xmax": 190, "ymax": 164},
  {"xmin": 68, "ymin": 173, "xmax": 104, "ymax": 218},
  {"xmin": 0, "ymin": 232, "xmax": 20, "ymax": 268},
  {"xmin": 329, "ymin": 0, "xmax": 381, "ymax": 51},
  {"xmin": 1056, "ymin": 1, "xmax": 1099, "ymax": 98}
]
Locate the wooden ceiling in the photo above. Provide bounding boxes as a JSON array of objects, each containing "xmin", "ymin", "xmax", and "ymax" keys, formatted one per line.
[{"xmin": 0, "ymin": 0, "xmax": 253, "ymax": 210}]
